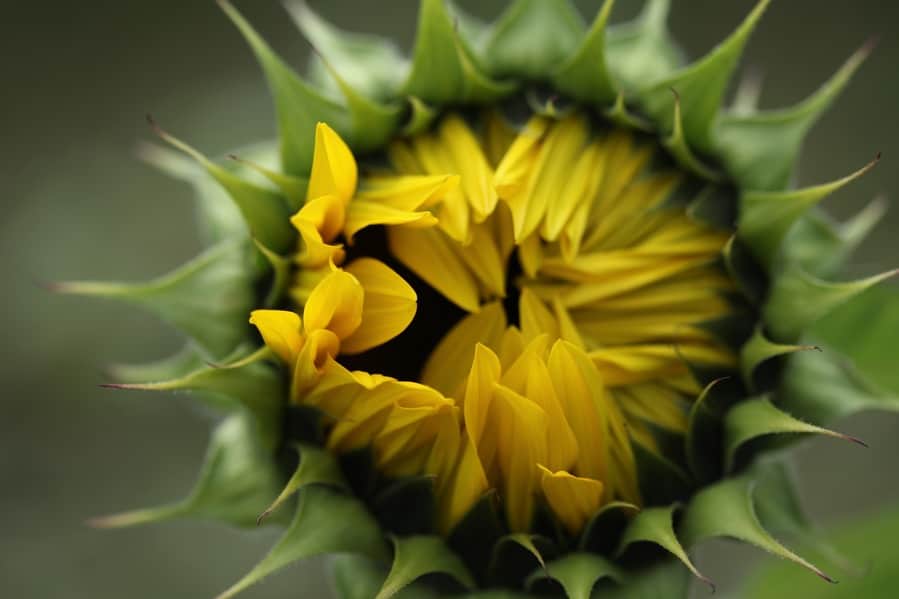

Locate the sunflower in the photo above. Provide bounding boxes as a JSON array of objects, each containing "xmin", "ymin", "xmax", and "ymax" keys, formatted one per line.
[{"xmin": 67, "ymin": 1, "xmax": 897, "ymax": 597}]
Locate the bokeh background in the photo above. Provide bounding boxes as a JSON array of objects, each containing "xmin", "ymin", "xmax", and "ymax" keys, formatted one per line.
[{"xmin": 3, "ymin": 1, "xmax": 898, "ymax": 597}]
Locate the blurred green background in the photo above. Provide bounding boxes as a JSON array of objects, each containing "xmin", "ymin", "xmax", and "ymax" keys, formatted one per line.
[{"xmin": 3, "ymin": 1, "xmax": 898, "ymax": 597}]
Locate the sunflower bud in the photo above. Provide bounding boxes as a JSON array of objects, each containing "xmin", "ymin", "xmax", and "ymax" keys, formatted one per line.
[{"xmin": 69, "ymin": 1, "xmax": 897, "ymax": 597}]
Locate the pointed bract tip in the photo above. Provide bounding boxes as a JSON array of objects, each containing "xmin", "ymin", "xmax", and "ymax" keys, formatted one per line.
[
  {"xmin": 145, "ymin": 113, "xmax": 167, "ymax": 139},
  {"xmin": 85, "ymin": 515, "xmax": 115, "ymax": 529},
  {"xmin": 815, "ymin": 568, "xmax": 838, "ymax": 584},
  {"xmin": 39, "ymin": 280, "xmax": 65, "ymax": 293},
  {"xmin": 860, "ymin": 35, "xmax": 880, "ymax": 59},
  {"xmin": 845, "ymin": 434, "xmax": 869, "ymax": 449},
  {"xmin": 697, "ymin": 573, "xmax": 717, "ymax": 593},
  {"xmin": 255, "ymin": 507, "xmax": 274, "ymax": 526},
  {"xmin": 99, "ymin": 382, "xmax": 146, "ymax": 391}
]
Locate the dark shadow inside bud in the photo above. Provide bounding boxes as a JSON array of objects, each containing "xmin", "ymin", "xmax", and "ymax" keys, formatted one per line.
[{"xmin": 340, "ymin": 225, "xmax": 467, "ymax": 382}]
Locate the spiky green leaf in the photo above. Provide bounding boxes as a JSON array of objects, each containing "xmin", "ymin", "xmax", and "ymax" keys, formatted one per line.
[
  {"xmin": 779, "ymin": 347, "xmax": 899, "ymax": 426},
  {"xmin": 638, "ymin": 0, "xmax": 770, "ymax": 153},
  {"xmin": 149, "ymin": 119, "xmax": 294, "ymax": 252},
  {"xmin": 684, "ymin": 378, "xmax": 734, "ymax": 483},
  {"xmin": 332, "ymin": 555, "xmax": 444, "ymax": 599},
  {"xmin": 219, "ymin": 0, "xmax": 350, "ymax": 176},
  {"xmin": 485, "ymin": 0, "xmax": 585, "ymax": 80},
  {"xmin": 750, "ymin": 458, "xmax": 851, "ymax": 572},
  {"xmin": 722, "ymin": 235, "xmax": 768, "ymax": 305},
  {"xmin": 405, "ymin": 0, "xmax": 515, "ymax": 104},
  {"xmin": 604, "ymin": 94, "xmax": 653, "ymax": 131},
  {"xmin": 740, "ymin": 327, "xmax": 820, "ymax": 391},
  {"xmin": 107, "ymin": 344, "xmax": 207, "ymax": 385},
  {"xmin": 216, "ymin": 486, "xmax": 389, "ymax": 599},
  {"xmin": 616, "ymin": 505, "xmax": 711, "ymax": 588},
  {"xmin": 663, "ymin": 91, "xmax": 724, "ymax": 181},
  {"xmin": 811, "ymin": 285, "xmax": 899, "ymax": 393},
  {"xmin": 601, "ymin": 560, "xmax": 692, "ymax": 599},
  {"xmin": 605, "ymin": 0, "xmax": 684, "ymax": 93},
  {"xmin": 286, "ymin": 0, "xmax": 408, "ymax": 101},
  {"xmin": 227, "ymin": 153, "xmax": 308, "ymax": 212},
  {"xmin": 402, "ymin": 96, "xmax": 440, "ymax": 136},
  {"xmin": 679, "ymin": 475, "xmax": 834, "ymax": 582},
  {"xmin": 784, "ymin": 199, "xmax": 887, "ymax": 279},
  {"xmin": 528, "ymin": 553, "xmax": 624, "ymax": 599},
  {"xmin": 739, "ymin": 156, "xmax": 879, "ymax": 268},
  {"xmin": 57, "ymin": 242, "xmax": 255, "ymax": 360},
  {"xmin": 716, "ymin": 43, "xmax": 872, "ymax": 191},
  {"xmin": 253, "ymin": 238, "xmax": 292, "ymax": 307},
  {"xmin": 91, "ymin": 413, "xmax": 281, "ymax": 529},
  {"xmin": 763, "ymin": 265, "xmax": 897, "ymax": 342},
  {"xmin": 550, "ymin": 0, "xmax": 616, "ymax": 105},
  {"xmin": 104, "ymin": 359, "xmax": 283, "ymax": 452},
  {"xmin": 137, "ymin": 142, "xmax": 247, "ymax": 244},
  {"xmin": 744, "ymin": 502, "xmax": 899, "ymax": 599},
  {"xmin": 257, "ymin": 443, "xmax": 347, "ymax": 524},
  {"xmin": 579, "ymin": 501, "xmax": 640, "ymax": 554},
  {"xmin": 375, "ymin": 535, "xmax": 475, "ymax": 599},
  {"xmin": 317, "ymin": 57, "xmax": 405, "ymax": 152},
  {"xmin": 723, "ymin": 397, "xmax": 864, "ymax": 472}
]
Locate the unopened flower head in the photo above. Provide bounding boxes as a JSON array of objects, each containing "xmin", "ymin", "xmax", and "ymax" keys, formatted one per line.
[{"xmin": 67, "ymin": 1, "xmax": 895, "ymax": 597}]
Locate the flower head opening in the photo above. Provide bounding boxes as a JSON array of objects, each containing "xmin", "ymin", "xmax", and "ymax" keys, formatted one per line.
[{"xmin": 252, "ymin": 112, "xmax": 737, "ymax": 535}]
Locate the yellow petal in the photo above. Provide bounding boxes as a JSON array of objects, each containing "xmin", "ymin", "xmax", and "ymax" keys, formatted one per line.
[
  {"xmin": 519, "ymin": 287, "xmax": 559, "ymax": 342},
  {"xmin": 291, "ymin": 328, "xmax": 341, "ymax": 399},
  {"xmin": 547, "ymin": 341, "xmax": 608, "ymax": 481},
  {"xmin": 292, "ymin": 194, "xmax": 346, "ymax": 242},
  {"xmin": 492, "ymin": 383, "xmax": 548, "ymax": 532},
  {"xmin": 327, "ymin": 386, "xmax": 396, "ymax": 452},
  {"xmin": 455, "ymin": 222, "xmax": 507, "ymax": 298},
  {"xmin": 538, "ymin": 466, "xmax": 604, "ymax": 535},
  {"xmin": 505, "ymin": 342, "xmax": 579, "ymax": 472},
  {"xmin": 483, "ymin": 110, "xmax": 517, "ymax": 168},
  {"xmin": 438, "ymin": 115, "xmax": 498, "ymax": 222},
  {"xmin": 388, "ymin": 139, "xmax": 425, "ymax": 174},
  {"xmin": 517, "ymin": 232, "xmax": 543, "ymax": 279},
  {"xmin": 291, "ymin": 204, "xmax": 346, "ymax": 269},
  {"xmin": 463, "ymin": 343, "xmax": 503, "ymax": 462},
  {"xmin": 585, "ymin": 173, "xmax": 679, "ymax": 250},
  {"xmin": 542, "ymin": 142, "xmax": 601, "ymax": 241},
  {"xmin": 307, "ymin": 122, "xmax": 357, "ymax": 203},
  {"xmin": 494, "ymin": 115, "xmax": 550, "ymax": 198},
  {"xmin": 289, "ymin": 266, "xmax": 330, "ymax": 306},
  {"xmin": 587, "ymin": 130, "xmax": 652, "ymax": 226},
  {"xmin": 589, "ymin": 343, "xmax": 734, "ymax": 387},
  {"xmin": 357, "ymin": 174, "xmax": 460, "ymax": 211},
  {"xmin": 344, "ymin": 200, "xmax": 438, "ymax": 242},
  {"xmin": 560, "ymin": 141, "xmax": 607, "ymax": 261},
  {"xmin": 408, "ymin": 133, "xmax": 472, "ymax": 242},
  {"xmin": 421, "ymin": 302, "xmax": 507, "ymax": 398},
  {"xmin": 551, "ymin": 296, "xmax": 585, "ymax": 348},
  {"xmin": 615, "ymin": 383, "xmax": 689, "ymax": 433},
  {"xmin": 513, "ymin": 114, "xmax": 589, "ymax": 241},
  {"xmin": 303, "ymin": 267, "xmax": 364, "ymax": 340},
  {"xmin": 497, "ymin": 326, "xmax": 526, "ymax": 371},
  {"xmin": 388, "ymin": 226, "xmax": 481, "ymax": 313},
  {"xmin": 248, "ymin": 309, "xmax": 303, "ymax": 365},
  {"xmin": 424, "ymin": 404, "xmax": 463, "ymax": 492},
  {"xmin": 341, "ymin": 258, "xmax": 418, "ymax": 355},
  {"xmin": 439, "ymin": 435, "xmax": 488, "ymax": 533}
]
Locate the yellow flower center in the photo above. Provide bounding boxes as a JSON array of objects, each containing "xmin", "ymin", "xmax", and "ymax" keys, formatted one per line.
[{"xmin": 250, "ymin": 111, "xmax": 736, "ymax": 535}]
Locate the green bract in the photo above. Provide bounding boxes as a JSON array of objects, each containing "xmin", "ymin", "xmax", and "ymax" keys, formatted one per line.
[{"xmin": 65, "ymin": 0, "xmax": 898, "ymax": 597}]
